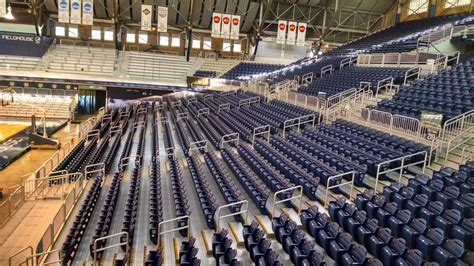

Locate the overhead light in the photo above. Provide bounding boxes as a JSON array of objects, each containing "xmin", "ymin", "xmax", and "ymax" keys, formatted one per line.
[{"xmin": 5, "ymin": 5, "xmax": 15, "ymax": 20}]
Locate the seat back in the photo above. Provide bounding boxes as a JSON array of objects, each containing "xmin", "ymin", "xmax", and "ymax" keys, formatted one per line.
[
  {"xmin": 443, "ymin": 239, "xmax": 466, "ymax": 258},
  {"xmin": 390, "ymin": 238, "xmax": 407, "ymax": 255},
  {"xmin": 426, "ymin": 228, "xmax": 446, "ymax": 245},
  {"xmin": 443, "ymin": 209, "xmax": 461, "ymax": 224},
  {"xmin": 378, "ymin": 228, "xmax": 393, "ymax": 243},
  {"xmin": 414, "ymin": 194, "xmax": 429, "ymax": 206},
  {"xmin": 427, "ymin": 201, "xmax": 444, "ymax": 215},
  {"xmin": 411, "ymin": 218, "xmax": 428, "ymax": 234},
  {"xmin": 351, "ymin": 244, "xmax": 368, "ymax": 263}
]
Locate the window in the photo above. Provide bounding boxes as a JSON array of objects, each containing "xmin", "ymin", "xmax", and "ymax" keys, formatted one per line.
[
  {"xmin": 171, "ymin": 35, "xmax": 180, "ymax": 47},
  {"xmin": 104, "ymin": 30, "xmax": 114, "ymax": 41},
  {"xmin": 233, "ymin": 43, "xmax": 241, "ymax": 53},
  {"xmin": 445, "ymin": 0, "xmax": 470, "ymax": 8},
  {"xmin": 408, "ymin": 0, "xmax": 428, "ymax": 15},
  {"xmin": 126, "ymin": 32, "xmax": 136, "ymax": 43},
  {"xmin": 159, "ymin": 35, "xmax": 169, "ymax": 46},
  {"xmin": 192, "ymin": 39, "xmax": 201, "ymax": 49},
  {"xmin": 55, "ymin": 25, "xmax": 65, "ymax": 37},
  {"xmin": 68, "ymin": 26, "xmax": 78, "ymax": 38},
  {"xmin": 138, "ymin": 32, "xmax": 148, "ymax": 44},
  {"xmin": 91, "ymin": 27, "xmax": 101, "ymax": 40},
  {"xmin": 203, "ymin": 39, "xmax": 212, "ymax": 50},
  {"xmin": 223, "ymin": 41, "xmax": 231, "ymax": 52}
]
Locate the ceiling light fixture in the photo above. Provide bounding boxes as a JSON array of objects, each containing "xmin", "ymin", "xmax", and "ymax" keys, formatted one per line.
[{"xmin": 5, "ymin": 5, "xmax": 15, "ymax": 20}]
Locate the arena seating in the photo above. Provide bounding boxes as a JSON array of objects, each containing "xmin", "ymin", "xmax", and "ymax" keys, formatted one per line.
[
  {"xmin": 44, "ymin": 45, "xmax": 116, "ymax": 75},
  {"xmin": 211, "ymin": 229, "xmax": 240, "ymax": 265},
  {"xmin": 149, "ymin": 110, "xmax": 163, "ymax": 244},
  {"xmin": 221, "ymin": 62, "xmax": 285, "ymax": 80},
  {"xmin": 326, "ymin": 13, "xmax": 473, "ymax": 55},
  {"xmin": 0, "ymin": 94, "xmax": 73, "ymax": 119},
  {"xmin": 178, "ymin": 238, "xmax": 201, "ymax": 265},
  {"xmin": 0, "ymin": 55, "xmax": 40, "ymax": 70},
  {"xmin": 374, "ymin": 57, "xmax": 474, "ymax": 122},
  {"xmin": 242, "ymin": 221, "xmax": 280, "ymax": 265},
  {"xmin": 297, "ymin": 66, "xmax": 408, "ymax": 97},
  {"xmin": 194, "ymin": 70, "xmax": 217, "ymax": 78},
  {"xmin": 272, "ymin": 212, "xmax": 326, "ymax": 265},
  {"xmin": 125, "ymin": 52, "xmax": 195, "ymax": 81}
]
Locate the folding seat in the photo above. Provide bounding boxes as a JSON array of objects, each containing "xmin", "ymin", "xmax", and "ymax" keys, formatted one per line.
[
  {"xmin": 329, "ymin": 233, "xmax": 353, "ymax": 263},
  {"xmin": 356, "ymin": 189, "xmax": 375, "ymax": 211},
  {"xmin": 336, "ymin": 204, "xmax": 357, "ymax": 228},
  {"xmin": 380, "ymin": 238, "xmax": 408, "ymax": 265},
  {"xmin": 451, "ymin": 193, "xmax": 474, "ymax": 218},
  {"xmin": 346, "ymin": 211, "xmax": 367, "ymax": 236},
  {"xmin": 366, "ymin": 195, "xmax": 386, "ymax": 219},
  {"xmin": 272, "ymin": 213, "xmax": 291, "ymax": 242},
  {"xmin": 418, "ymin": 201, "xmax": 444, "ymax": 226},
  {"xmin": 251, "ymin": 238, "xmax": 271, "ymax": 262},
  {"xmin": 405, "ymin": 194, "xmax": 429, "ymax": 217},
  {"xmin": 376, "ymin": 202, "xmax": 398, "ymax": 227},
  {"xmin": 317, "ymin": 222, "xmax": 341, "ymax": 250},
  {"xmin": 392, "ymin": 187, "xmax": 415, "ymax": 209},
  {"xmin": 307, "ymin": 213, "xmax": 330, "ymax": 238},
  {"xmin": 300, "ymin": 206, "xmax": 319, "ymax": 231},
  {"xmin": 407, "ymin": 174, "xmax": 430, "ymax": 193},
  {"xmin": 277, "ymin": 221, "xmax": 298, "ymax": 246},
  {"xmin": 416, "ymin": 228, "xmax": 445, "ymax": 261},
  {"xmin": 340, "ymin": 244, "xmax": 372, "ymax": 266},
  {"xmin": 256, "ymin": 249, "xmax": 279, "ymax": 266},
  {"xmin": 368, "ymin": 227, "xmax": 393, "ymax": 257},
  {"xmin": 387, "ymin": 210, "xmax": 412, "ymax": 237},
  {"xmin": 433, "ymin": 209, "xmax": 461, "ymax": 234},
  {"xmin": 356, "ymin": 218, "xmax": 380, "ymax": 246}
]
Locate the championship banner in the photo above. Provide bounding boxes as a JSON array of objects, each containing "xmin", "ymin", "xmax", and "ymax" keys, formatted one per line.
[
  {"xmin": 230, "ymin": 15, "xmax": 240, "ymax": 40},
  {"xmin": 82, "ymin": 0, "xmax": 93, "ymax": 25},
  {"xmin": 0, "ymin": 0, "xmax": 5, "ymax": 17},
  {"xmin": 287, "ymin": 21, "xmax": 297, "ymax": 45},
  {"xmin": 276, "ymin": 20, "xmax": 287, "ymax": 44},
  {"xmin": 157, "ymin": 6, "xmax": 168, "ymax": 32},
  {"xmin": 70, "ymin": 0, "xmax": 82, "ymax": 24},
  {"xmin": 141, "ymin": 4, "xmax": 152, "ymax": 31},
  {"xmin": 221, "ymin": 14, "xmax": 231, "ymax": 39},
  {"xmin": 211, "ymin": 13, "xmax": 222, "ymax": 38},
  {"xmin": 296, "ymin": 22, "xmax": 307, "ymax": 46},
  {"xmin": 58, "ymin": 0, "xmax": 70, "ymax": 23}
]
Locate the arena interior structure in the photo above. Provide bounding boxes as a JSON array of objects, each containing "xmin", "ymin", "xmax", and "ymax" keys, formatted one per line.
[{"xmin": 0, "ymin": 0, "xmax": 473, "ymax": 265}]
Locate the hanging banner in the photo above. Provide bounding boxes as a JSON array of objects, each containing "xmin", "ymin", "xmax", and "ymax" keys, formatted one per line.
[
  {"xmin": 157, "ymin": 6, "xmax": 168, "ymax": 32},
  {"xmin": 82, "ymin": 0, "xmax": 93, "ymax": 25},
  {"xmin": 221, "ymin": 14, "xmax": 231, "ymax": 39},
  {"xmin": 141, "ymin": 4, "xmax": 152, "ymax": 31},
  {"xmin": 287, "ymin": 21, "xmax": 297, "ymax": 45},
  {"xmin": 0, "ymin": 0, "xmax": 5, "ymax": 17},
  {"xmin": 230, "ymin": 15, "xmax": 240, "ymax": 40},
  {"xmin": 70, "ymin": 0, "xmax": 82, "ymax": 24},
  {"xmin": 58, "ymin": 0, "xmax": 70, "ymax": 23},
  {"xmin": 276, "ymin": 20, "xmax": 287, "ymax": 44},
  {"xmin": 211, "ymin": 13, "xmax": 222, "ymax": 38},
  {"xmin": 296, "ymin": 22, "xmax": 307, "ymax": 46}
]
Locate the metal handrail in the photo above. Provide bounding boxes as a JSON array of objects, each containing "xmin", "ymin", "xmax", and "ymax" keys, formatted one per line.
[
  {"xmin": 271, "ymin": 186, "xmax": 303, "ymax": 218},
  {"xmin": 214, "ymin": 200, "xmax": 249, "ymax": 232}
]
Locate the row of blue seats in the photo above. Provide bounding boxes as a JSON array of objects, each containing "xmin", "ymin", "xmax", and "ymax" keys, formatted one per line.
[
  {"xmin": 187, "ymin": 155, "xmax": 218, "ymax": 228},
  {"xmin": 145, "ymin": 247, "xmax": 164, "ymax": 266},
  {"xmin": 120, "ymin": 118, "xmax": 146, "ymax": 250},
  {"xmin": 221, "ymin": 62, "xmax": 284, "ymax": 80},
  {"xmin": 204, "ymin": 153, "xmax": 244, "ymax": 214},
  {"xmin": 169, "ymin": 158, "xmax": 191, "ymax": 236},
  {"xmin": 212, "ymin": 229, "xmax": 240, "ymax": 265},
  {"xmin": 242, "ymin": 221, "xmax": 280, "ymax": 265},
  {"xmin": 299, "ymin": 206, "xmax": 381, "ymax": 265},
  {"xmin": 194, "ymin": 70, "xmax": 217, "ymax": 78},
  {"xmin": 254, "ymin": 139, "xmax": 320, "ymax": 200},
  {"xmin": 221, "ymin": 149, "xmax": 269, "ymax": 214},
  {"xmin": 272, "ymin": 213, "xmax": 326, "ymax": 265},
  {"xmin": 218, "ymin": 112, "xmax": 252, "ymax": 143},
  {"xmin": 149, "ymin": 112, "xmax": 163, "ymax": 244},
  {"xmin": 197, "ymin": 116, "xmax": 221, "ymax": 149},
  {"xmin": 178, "ymin": 238, "xmax": 201, "ymax": 265}
]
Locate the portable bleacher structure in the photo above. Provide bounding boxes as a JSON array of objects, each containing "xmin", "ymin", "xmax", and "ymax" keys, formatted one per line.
[
  {"xmin": 0, "ymin": 55, "xmax": 41, "ymax": 70},
  {"xmin": 0, "ymin": 92, "xmax": 74, "ymax": 119}
]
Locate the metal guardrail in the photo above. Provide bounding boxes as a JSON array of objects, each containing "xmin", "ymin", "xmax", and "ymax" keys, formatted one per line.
[
  {"xmin": 157, "ymin": 215, "xmax": 191, "ymax": 247},
  {"xmin": 251, "ymin": 125, "xmax": 271, "ymax": 146},
  {"xmin": 214, "ymin": 200, "xmax": 249, "ymax": 232},
  {"xmin": 324, "ymin": 171, "xmax": 355, "ymax": 208},
  {"xmin": 271, "ymin": 186, "xmax": 303, "ymax": 218},
  {"xmin": 93, "ymin": 232, "xmax": 129, "ymax": 265}
]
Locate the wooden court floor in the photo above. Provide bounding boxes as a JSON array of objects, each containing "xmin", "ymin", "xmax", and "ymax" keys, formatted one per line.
[{"xmin": 0, "ymin": 123, "xmax": 29, "ymax": 142}]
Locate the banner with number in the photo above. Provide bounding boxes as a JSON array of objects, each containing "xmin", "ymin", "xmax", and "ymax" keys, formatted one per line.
[
  {"xmin": 82, "ymin": 0, "xmax": 93, "ymax": 25},
  {"xmin": 276, "ymin": 20, "xmax": 287, "ymax": 44},
  {"xmin": 58, "ymin": 0, "xmax": 69, "ymax": 23},
  {"xmin": 296, "ymin": 22, "xmax": 307, "ymax": 46},
  {"xmin": 211, "ymin": 13, "xmax": 222, "ymax": 38},
  {"xmin": 157, "ymin": 6, "xmax": 168, "ymax": 32},
  {"xmin": 221, "ymin": 14, "xmax": 231, "ymax": 39},
  {"xmin": 141, "ymin": 4, "xmax": 152, "ymax": 31},
  {"xmin": 0, "ymin": 0, "xmax": 5, "ymax": 17},
  {"xmin": 70, "ymin": 0, "xmax": 81, "ymax": 24},
  {"xmin": 287, "ymin": 21, "xmax": 297, "ymax": 45},
  {"xmin": 230, "ymin": 15, "xmax": 240, "ymax": 40}
]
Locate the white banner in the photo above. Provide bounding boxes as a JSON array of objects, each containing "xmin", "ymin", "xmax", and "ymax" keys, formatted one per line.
[
  {"xmin": 276, "ymin": 20, "xmax": 287, "ymax": 44},
  {"xmin": 58, "ymin": 0, "xmax": 70, "ymax": 23},
  {"xmin": 296, "ymin": 22, "xmax": 307, "ymax": 46},
  {"xmin": 287, "ymin": 21, "xmax": 297, "ymax": 45},
  {"xmin": 70, "ymin": 0, "xmax": 81, "ymax": 24},
  {"xmin": 221, "ymin": 14, "xmax": 231, "ymax": 39},
  {"xmin": 211, "ymin": 13, "xmax": 222, "ymax": 38},
  {"xmin": 157, "ymin": 6, "xmax": 168, "ymax": 32},
  {"xmin": 141, "ymin": 4, "xmax": 152, "ymax": 31},
  {"xmin": 0, "ymin": 0, "xmax": 5, "ymax": 17},
  {"xmin": 230, "ymin": 15, "xmax": 240, "ymax": 40},
  {"xmin": 82, "ymin": 0, "xmax": 93, "ymax": 25}
]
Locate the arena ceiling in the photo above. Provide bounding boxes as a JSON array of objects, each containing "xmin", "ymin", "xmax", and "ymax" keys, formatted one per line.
[{"xmin": 13, "ymin": 0, "xmax": 397, "ymax": 44}]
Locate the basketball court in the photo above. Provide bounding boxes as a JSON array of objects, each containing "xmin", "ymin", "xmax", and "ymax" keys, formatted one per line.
[{"xmin": 0, "ymin": 122, "xmax": 29, "ymax": 142}]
